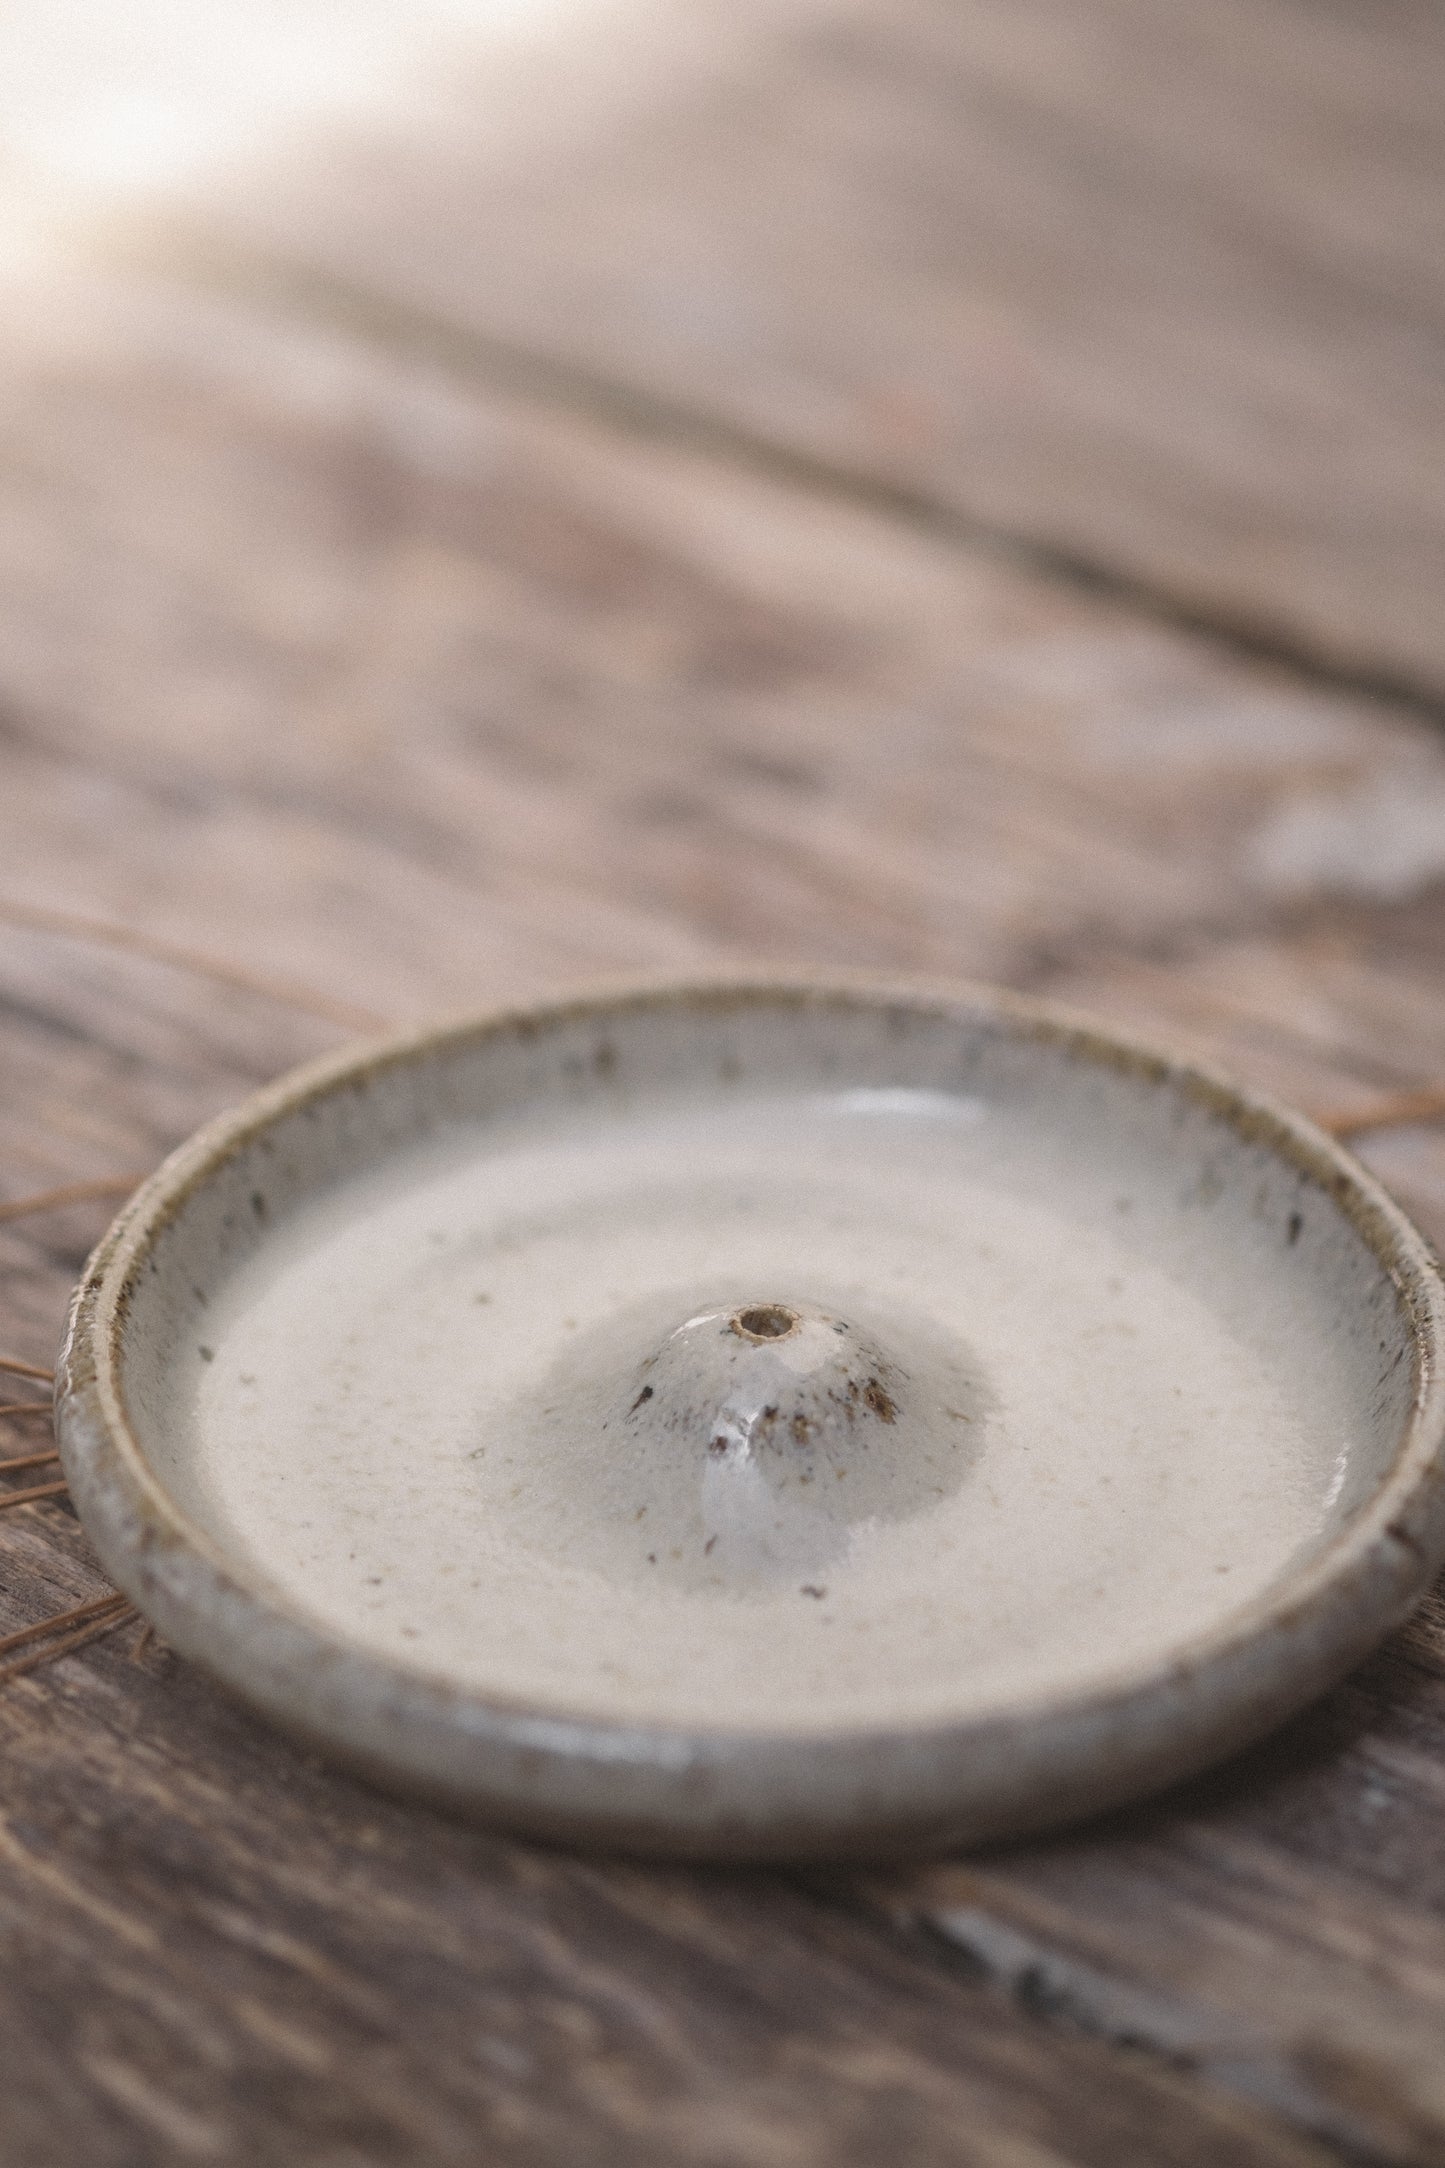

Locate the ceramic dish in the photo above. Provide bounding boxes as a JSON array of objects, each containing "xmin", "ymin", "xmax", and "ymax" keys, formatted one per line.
[{"xmin": 56, "ymin": 980, "xmax": 1445, "ymax": 1858}]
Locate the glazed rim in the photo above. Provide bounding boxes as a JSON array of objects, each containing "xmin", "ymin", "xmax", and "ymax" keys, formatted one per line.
[{"xmin": 56, "ymin": 977, "xmax": 1445, "ymax": 1859}]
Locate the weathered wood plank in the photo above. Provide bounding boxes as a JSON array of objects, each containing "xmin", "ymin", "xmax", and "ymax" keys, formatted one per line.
[
  {"xmin": 0, "ymin": 264, "xmax": 1444, "ymax": 2163},
  {"xmin": 7, "ymin": 272, "xmax": 1445, "ymax": 1023},
  {"xmin": 101, "ymin": 0, "xmax": 1445, "ymax": 700}
]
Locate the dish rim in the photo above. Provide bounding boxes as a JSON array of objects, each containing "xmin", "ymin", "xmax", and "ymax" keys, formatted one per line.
[{"xmin": 55, "ymin": 974, "xmax": 1445, "ymax": 1858}]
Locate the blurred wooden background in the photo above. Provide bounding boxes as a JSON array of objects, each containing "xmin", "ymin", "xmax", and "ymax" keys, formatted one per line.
[{"xmin": 1, "ymin": 2, "xmax": 1444, "ymax": 2160}]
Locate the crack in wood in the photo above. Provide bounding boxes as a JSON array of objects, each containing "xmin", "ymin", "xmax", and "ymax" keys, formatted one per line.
[
  {"xmin": 116, "ymin": 225, "xmax": 1445, "ymax": 738},
  {"xmin": 910, "ymin": 1904, "xmax": 1417, "ymax": 2168}
]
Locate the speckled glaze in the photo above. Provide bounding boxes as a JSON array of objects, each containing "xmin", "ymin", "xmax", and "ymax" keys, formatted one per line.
[{"xmin": 55, "ymin": 979, "xmax": 1445, "ymax": 1859}]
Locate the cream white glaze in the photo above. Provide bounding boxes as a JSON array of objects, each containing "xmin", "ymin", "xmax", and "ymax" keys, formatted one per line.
[{"xmin": 155, "ymin": 1079, "xmax": 1370, "ymax": 1735}]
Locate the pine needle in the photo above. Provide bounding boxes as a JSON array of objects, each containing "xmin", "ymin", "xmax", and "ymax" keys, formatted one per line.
[
  {"xmin": 0, "ymin": 1604, "xmax": 136, "ymax": 1684},
  {"xmin": 0, "ymin": 1591, "xmax": 130, "ymax": 1659},
  {"xmin": 0, "ymin": 1356, "xmax": 52, "ymax": 1384},
  {"xmin": 0, "ymin": 1178, "xmax": 143, "ymax": 1226},
  {"xmin": 0, "ymin": 1479, "xmax": 68, "ymax": 1511},
  {"xmin": 1314, "ymin": 1084, "xmax": 1445, "ymax": 1140},
  {"xmin": 0, "ymin": 895, "xmax": 387, "ymax": 1036}
]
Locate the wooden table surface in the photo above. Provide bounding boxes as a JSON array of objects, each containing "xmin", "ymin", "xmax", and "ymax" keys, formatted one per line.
[{"xmin": 2, "ymin": 4, "xmax": 1445, "ymax": 2160}]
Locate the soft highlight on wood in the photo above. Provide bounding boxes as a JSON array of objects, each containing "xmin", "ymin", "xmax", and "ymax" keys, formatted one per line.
[{"xmin": 128, "ymin": 0, "xmax": 1445, "ymax": 703}]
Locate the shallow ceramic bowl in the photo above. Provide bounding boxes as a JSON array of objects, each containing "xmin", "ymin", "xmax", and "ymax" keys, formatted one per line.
[{"xmin": 56, "ymin": 979, "xmax": 1445, "ymax": 1859}]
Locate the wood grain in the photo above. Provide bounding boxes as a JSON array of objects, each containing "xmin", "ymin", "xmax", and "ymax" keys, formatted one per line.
[
  {"xmin": 118, "ymin": 0, "xmax": 1445, "ymax": 702},
  {"xmin": 0, "ymin": 257, "xmax": 1443, "ymax": 2163},
  {"xmin": 0, "ymin": 1636, "xmax": 1353, "ymax": 2168},
  {"xmin": 865, "ymin": 1583, "xmax": 1445, "ymax": 2163}
]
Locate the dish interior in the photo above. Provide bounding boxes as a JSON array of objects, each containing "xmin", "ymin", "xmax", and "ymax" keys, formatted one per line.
[{"xmin": 113, "ymin": 997, "xmax": 1415, "ymax": 1734}]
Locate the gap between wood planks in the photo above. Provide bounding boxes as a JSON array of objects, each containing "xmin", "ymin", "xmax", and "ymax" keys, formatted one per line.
[
  {"xmin": 114, "ymin": 224, "xmax": 1445, "ymax": 737},
  {"xmin": 821, "ymin": 1886, "xmax": 1410, "ymax": 2168}
]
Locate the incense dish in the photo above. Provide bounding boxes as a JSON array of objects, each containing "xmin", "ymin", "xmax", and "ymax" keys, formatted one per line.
[{"xmin": 56, "ymin": 980, "xmax": 1445, "ymax": 1857}]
